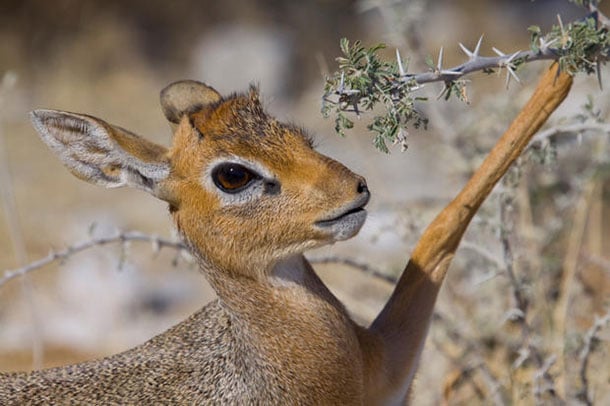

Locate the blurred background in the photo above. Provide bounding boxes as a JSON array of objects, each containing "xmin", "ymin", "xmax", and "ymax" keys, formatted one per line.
[{"xmin": 1, "ymin": 0, "xmax": 609, "ymax": 403}]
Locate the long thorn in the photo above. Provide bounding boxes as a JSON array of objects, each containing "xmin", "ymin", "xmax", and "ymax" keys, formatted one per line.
[
  {"xmin": 557, "ymin": 14, "xmax": 565, "ymax": 35},
  {"xmin": 507, "ymin": 66, "xmax": 521, "ymax": 84},
  {"xmin": 492, "ymin": 47, "xmax": 506, "ymax": 57},
  {"xmin": 505, "ymin": 50, "xmax": 521, "ymax": 64},
  {"xmin": 474, "ymin": 35, "xmax": 484, "ymax": 57},
  {"xmin": 459, "ymin": 42, "xmax": 474, "ymax": 59},
  {"xmin": 396, "ymin": 49, "xmax": 406, "ymax": 76},
  {"xmin": 437, "ymin": 47, "xmax": 444, "ymax": 71}
]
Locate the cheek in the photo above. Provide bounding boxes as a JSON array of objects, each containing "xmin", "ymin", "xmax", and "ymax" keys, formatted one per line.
[
  {"xmin": 228, "ymin": 198, "xmax": 317, "ymax": 247},
  {"xmin": 171, "ymin": 189, "xmax": 219, "ymax": 240},
  {"xmin": 173, "ymin": 189, "xmax": 325, "ymax": 260}
]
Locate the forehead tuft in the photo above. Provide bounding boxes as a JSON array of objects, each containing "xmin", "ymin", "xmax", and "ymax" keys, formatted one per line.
[{"xmin": 189, "ymin": 88, "xmax": 314, "ymax": 149}]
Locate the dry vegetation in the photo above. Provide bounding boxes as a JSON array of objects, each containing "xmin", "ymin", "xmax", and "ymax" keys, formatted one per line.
[{"xmin": 1, "ymin": 0, "xmax": 609, "ymax": 404}]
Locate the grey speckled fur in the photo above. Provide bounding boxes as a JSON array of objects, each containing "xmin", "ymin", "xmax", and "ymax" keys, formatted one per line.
[{"xmin": 1, "ymin": 301, "xmax": 287, "ymax": 405}]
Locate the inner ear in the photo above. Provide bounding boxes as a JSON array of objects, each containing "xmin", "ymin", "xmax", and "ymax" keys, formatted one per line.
[
  {"xmin": 160, "ymin": 80, "xmax": 222, "ymax": 124},
  {"xmin": 31, "ymin": 109, "xmax": 171, "ymax": 198}
]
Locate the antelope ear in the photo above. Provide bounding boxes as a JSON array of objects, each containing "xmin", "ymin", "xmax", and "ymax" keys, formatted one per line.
[
  {"xmin": 30, "ymin": 109, "xmax": 171, "ymax": 199},
  {"xmin": 160, "ymin": 80, "xmax": 222, "ymax": 124}
]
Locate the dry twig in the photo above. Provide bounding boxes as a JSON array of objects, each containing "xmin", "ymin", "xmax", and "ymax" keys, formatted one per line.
[
  {"xmin": 432, "ymin": 312, "xmax": 506, "ymax": 405},
  {"xmin": 576, "ymin": 312, "xmax": 610, "ymax": 406},
  {"xmin": 0, "ymin": 231, "xmax": 187, "ymax": 288},
  {"xmin": 309, "ymin": 256, "xmax": 396, "ymax": 284}
]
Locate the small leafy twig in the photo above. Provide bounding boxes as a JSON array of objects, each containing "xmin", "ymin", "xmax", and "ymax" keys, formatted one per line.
[
  {"xmin": 0, "ymin": 231, "xmax": 188, "ymax": 288},
  {"xmin": 323, "ymin": 4, "xmax": 609, "ymax": 152},
  {"xmin": 322, "ymin": 39, "xmax": 428, "ymax": 152}
]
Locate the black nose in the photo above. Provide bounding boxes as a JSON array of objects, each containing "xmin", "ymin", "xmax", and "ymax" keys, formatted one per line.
[{"xmin": 357, "ymin": 179, "xmax": 368, "ymax": 194}]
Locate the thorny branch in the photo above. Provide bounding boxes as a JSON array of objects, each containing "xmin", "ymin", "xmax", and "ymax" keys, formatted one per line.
[
  {"xmin": 323, "ymin": 3, "xmax": 610, "ymax": 152},
  {"xmin": 0, "ymin": 231, "xmax": 188, "ymax": 288}
]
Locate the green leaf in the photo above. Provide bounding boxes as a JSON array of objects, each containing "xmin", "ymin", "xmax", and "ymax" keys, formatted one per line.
[
  {"xmin": 339, "ymin": 38, "xmax": 350, "ymax": 56},
  {"xmin": 373, "ymin": 134, "xmax": 389, "ymax": 153},
  {"xmin": 528, "ymin": 25, "xmax": 541, "ymax": 36}
]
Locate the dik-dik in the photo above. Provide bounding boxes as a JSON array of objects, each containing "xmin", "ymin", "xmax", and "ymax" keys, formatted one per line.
[
  {"xmin": 0, "ymin": 65, "xmax": 573, "ymax": 403},
  {"xmin": 0, "ymin": 81, "xmax": 420, "ymax": 404}
]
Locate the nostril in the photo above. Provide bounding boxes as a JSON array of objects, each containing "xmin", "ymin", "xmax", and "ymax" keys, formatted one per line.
[{"xmin": 357, "ymin": 180, "xmax": 368, "ymax": 194}]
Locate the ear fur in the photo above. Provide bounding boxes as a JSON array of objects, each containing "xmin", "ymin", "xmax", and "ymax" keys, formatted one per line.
[
  {"xmin": 160, "ymin": 80, "xmax": 222, "ymax": 124},
  {"xmin": 30, "ymin": 109, "xmax": 171, "ymax": 198}
]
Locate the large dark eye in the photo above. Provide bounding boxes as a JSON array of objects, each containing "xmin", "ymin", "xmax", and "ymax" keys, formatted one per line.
[{"xmin": 212, "ymin": 163, "xmax": 258, "ymax": 193}]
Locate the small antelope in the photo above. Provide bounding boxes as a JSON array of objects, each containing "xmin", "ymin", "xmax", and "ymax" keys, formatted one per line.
[
  {"xmin": 0, "ymin": 81, "xmax": 409, "ymax": 404},
  {"xmin": 0, "ymin": 64, "xmax": 572, "ymax": 404}
]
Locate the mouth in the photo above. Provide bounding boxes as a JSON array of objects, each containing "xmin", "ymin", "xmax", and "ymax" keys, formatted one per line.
[
  {"xmin": 314, "ymin": 193, "xmax": 370, "ymax": 241},
  {"xmin": 315, "ymin": 206, "xmax": 366, "ymax": 226}
]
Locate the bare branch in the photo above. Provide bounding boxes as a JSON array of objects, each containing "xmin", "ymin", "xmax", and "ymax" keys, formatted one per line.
[
  {"xmin": 500, "ymin": 194, "xmax": 562, "ymax": 402},
  {"xmin": 500, "ymin": 200, "xmax": 529, "ymax": 328},
  {"xmin": 533, "ymin": 355, "xmax": 560, "ymax": 404},
  {"xmin": 433, "ymin": 312, "xmax": 506, "ymax": 405},
  {"xmin": 587, "ymin": 2, "xmax": 610, "ymax": 27},
  {"xmin": 581, "ymin": 252, "xmax": 610, "ymax": 272},
  {"xmin": 531, "ymin": 122, "xmax": 610, "ymax": 144},
  {"xmin": 459, "ymin": 239, "xmax": 505, "ymax": 271},
  {"xmin": 0, "ymin": 231, "xmax": 187, "ymax": 288},
  {"xmin": 0, "ymin": 232, "xmax": 399, "ymax": 291},
  {"xmin": 309, "ymin": 256, "xmax": 396, "ymax": 284},
  {"xmin": 576, "ymin": 311, "xmax": 610, "ymax": 406}
]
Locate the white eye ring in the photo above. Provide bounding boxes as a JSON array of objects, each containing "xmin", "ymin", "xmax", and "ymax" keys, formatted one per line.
[{"xmin": 204, "ymin": 157, "xmax": 279, "ymax": 205}]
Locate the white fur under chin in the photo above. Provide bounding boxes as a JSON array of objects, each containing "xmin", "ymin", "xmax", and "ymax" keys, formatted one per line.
[{"xmin": 268, "ymin": 254, "xmax": 310, "ymax": 288}]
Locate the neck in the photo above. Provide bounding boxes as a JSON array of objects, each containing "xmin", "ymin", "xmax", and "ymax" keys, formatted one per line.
[
  {"xmin": 197, "ymin": 253, "xmax": 346, "ymax": 319},
  {"xmin": 194, "ymin": 251, "xmax": 366, "ymax": 400}
]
